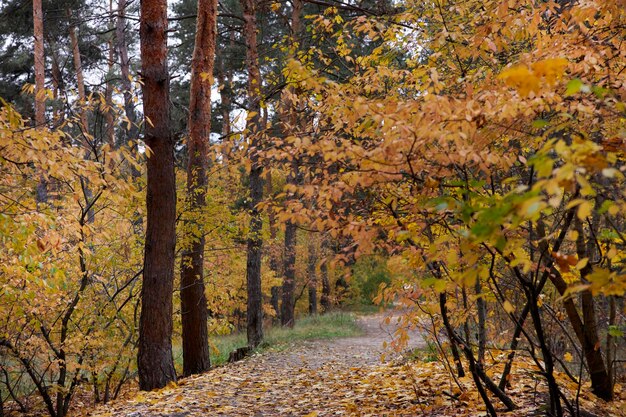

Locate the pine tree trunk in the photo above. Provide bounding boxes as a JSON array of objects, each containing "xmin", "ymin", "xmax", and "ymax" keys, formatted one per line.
[
  {"xmin": 281, "ymin": 219, "xmax": 297, "ymax": 327},
  {"xmin": 68, "ymin": 10, "xmax": 88, "ymax": 134},
  {"xmin": 104, "ymin": 0, "xmax": 116, "ymax": 147},
  {"xmin": 33, "ymin": 0, "xmax": 47, "ymax": 203},
  {"xmin": 279, "ymin": 0, "xmax": 304, "ymax": 327},
  {"xmin": 307, "ymin": 234, "xmax": 317, "ymax": 315},
  {"xmin": 116, "ymin": 0, "xmax": 140, "ymax": 164},
  {"xmin": 215, "ymin": 53, "xmax": 232, "ymax": 139},
  {"xmin": 50, "ymin": 46, "xmax": 63, "ymax": 126},
  {"xmin": 320, "ymin": 236, "xmax": 331, "ymax": 313},
  {"xmin": 33, "ymin": 0, "xmax": 45, "ymax": 127},
  {"xmin": 179, "ymin": 0, "xmax": 217, "ymax": 377},
  {"xmin": 241, "ymin": 0, "xmax": 264, "ymax": 349},
  {"xmin": 137, "ymin": 0, "xmax": 177, "ymax": 391},
  {"xmin": 266, "ymin": 170, "xmax": 281, "ymax": 321}
]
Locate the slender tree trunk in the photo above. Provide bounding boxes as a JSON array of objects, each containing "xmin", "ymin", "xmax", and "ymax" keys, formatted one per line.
[
  {"xmin": 266, "ymin": 170, "xmax": 281, "ymax": 321},
  {"xmin": 606, "ymin": 296, "xmax": 616, "ymax": 391},
  {"xmin": 475, "ymin": 278, "xmax": 486, "ymax": 364},
  {"xmin": 33, "ymin": 0, "xmax": 47, "ymax": 203},
  {"xmin": 33, "ymin": 0, "xmax": 45, "ymax": 127},
  {"xmin": 116, "ymin": 0, "xmax": 140, "ymax": 157},
  {"xmin": 320, "ymin": 235, "xmax": 331, "ymax": 313},
  {"xmin": 68, "ymin": 9, "xmax": 96, "ymax": 225},
  {"xmin": 241, "ymin": 0, "xmax": 264, "ymax": 349},
  {"xmin": 281, "ymin": 219, "xmax": 297, "ymax": 327},
  {"xmin": 574, "ymin": 218, "xmax": 613, "ymax": 401},
  {"xmin": 137, "ymin": 0, "xmax": 177, "ymax": 391},
  {"xmin": 279, "ymin": 0, "xmax": 304, "ymax": 328},
  {"xmin": 307, "ymin": 234, "xmax": 317, "ymax": 315},
  {"xmin": 440, "ymin": 293, "xmax": 496, "ymax": 417},
  {"xmin": 68, "ymin": 10, "xmax": 89, "ymax": 134},
  {"xmin": 49, "ymin": 43, "xmax": 63, "ymax": 126},
  {"xmin": 525, "ymin": 284, "xmax": 563, "ymax": 416},
  {"xmin": 215, "ymin": 53, "xmax": 232, "ymax": 139},
  {"xmin": 179, "ymin": 0, "xmax": 217, "ymax": 377},
  {"xmin": 104, "ymin": 0, "xmax": 116, "ymax": 147}
]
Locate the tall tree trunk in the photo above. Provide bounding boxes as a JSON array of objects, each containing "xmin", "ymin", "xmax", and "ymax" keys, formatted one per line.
[
  {"xmin": 33, "ymin": 0, "xmax": 47, "ymax": 203},
  {"xmin": 215, "ymin": 53, "xmax": 232, "ymax": 139},
  {"xmin": 266, "ymin": 170, "xmax": 281, "ymax": 321},
  {"xmin": 241, "ymin": 0, "xmax": 264, "ymax": 349},
  {"xmin": 179, "ymin": 0, "xmax": 217, "ymax": 377},
  {"xmin": 68, "ymin": 10, "xmax": 89, "ymax": 135},
  {"xmin": 320, "ymin": 235, "xmax": 331, "ymax": 313},
  {"xmin": 307, "ymin": 235, "xmax": 318, "ymax": 315},
  {"xmin": 574, "ymin": 218, "xmax": 613, "ymax": 401},
  {"xmin": 475, "ymin": 278, "xmax": 486, "ymax": 364},
  {"xmin": 49, "ymin": 41, "xmax": 63, "ymax": 126},
  {"xmin": 279, "ymin": 0, "xmax": 304, "ymax": 328},
  {"xmin": 33, "ymin": 0, "xmax": 45, "ymax": 127},
  {"xmin": 137, "ymin": 0, "xmax": 177, "ymax": 391},
  {"xmin": 116, "ymin": 0, "xmax": 140, "ymax": 159},
  {"xmin": 281, "ymin": 219, "xmax": 297, "ymax": 327},
  {"xmin": 104, "ymin": 0, "xmax": 116, "ymax": 147},
  {"xmin": 68, "ymin": 9, "xmax": 96, "ymax": 225}
]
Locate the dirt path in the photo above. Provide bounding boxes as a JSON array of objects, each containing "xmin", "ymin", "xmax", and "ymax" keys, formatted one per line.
[
  {"xmin": 260, "ymin": 313, "xmax": 425, "ymax": 370},
  {"xmin": 90, "ymin": 313, "xmax": 426, "ymax": 417}
]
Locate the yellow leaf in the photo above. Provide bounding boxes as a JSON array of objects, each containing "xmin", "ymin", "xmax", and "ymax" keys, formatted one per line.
[
  {"xmin": 531, "ymin": 58, "xmax": 568, "ymax": 84},
  {"xmin": 498, "ymin": 65, "xmax": 540, "ymax": 96},
  {"xmin": 564, "ymin": 352, "xmax": 573, "ymax": 362},
  {"xmin": 503, "ymin": 300, "xmax": 515, "ymax": 314},
  {"xmin": 577, "ymin": 200, "xmax": 593, "ymax": 220}
]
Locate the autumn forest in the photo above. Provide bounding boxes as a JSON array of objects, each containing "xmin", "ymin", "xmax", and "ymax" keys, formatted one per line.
[{"xmin": 0, "ymin": 0, "xmax": 624, "ymax": 415}]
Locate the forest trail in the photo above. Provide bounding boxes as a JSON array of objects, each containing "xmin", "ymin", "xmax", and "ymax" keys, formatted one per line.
[{"xmin": 90, "ymin": 313, "xmax": 428, "ymax": 417}]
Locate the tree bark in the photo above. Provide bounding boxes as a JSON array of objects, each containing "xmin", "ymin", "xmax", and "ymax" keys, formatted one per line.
[
  {"xmin": 33, "ymin": 0, "xmax": 47, "ymax": 203},
  {"xmin": 266, "ymin": 170, "xmax": 281, "ymax": 321},
  {"xmin": 137, "ymin": 0, "xmax": 177, "ymax": 391},
  {"xmin": 574, "ymin": 218, "xmax": 613, "ymax": 401},
  {"xmin": 215, "ymin": 51, "xmax": 232, "ymax": 139},
  {"xmin": 116, "ymin": 0, "xmax": 140, "ymax": 166},
  {"xmin": 475, "ymin": 278, "xmax": 486, "ymax": 364},
  {"xmin": 279, "ymin": 0, "xmax": 304, "ymax": 327},
  {"xmin": 241, "ymin": 0, "xmax": 264, "ymax": 349},
  {"xmin": 308, "ymin": 234, "xmax": 318, "ymax": 315},
  {"xmin": 104, "ymin": 0, "xmax": 116, "ymax": 147},
  {"xmin": 33, "ymin": 0, "xmax": 45, "ymax": 128},
  {"xmin": 281, "ymin": 219, "xmax": 297, "ymax": 327},
  {"xmin": 179, "ymin": 0, "xmax": 218, "ymax": 377},
  {"xmin": 320, "ymin": 236, "xmax": 331, "ymax": 313},
  {"xmin": 68, "ymin": 10, "xmax": 89, "ymax": 134}
]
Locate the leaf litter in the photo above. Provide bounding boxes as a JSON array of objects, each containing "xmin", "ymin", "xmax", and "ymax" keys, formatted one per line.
[{"xmin": 84, "ymin": 314, "xmax": 625, "ymax": 417}]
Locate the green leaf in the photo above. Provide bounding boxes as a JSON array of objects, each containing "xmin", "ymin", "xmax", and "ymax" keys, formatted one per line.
[
  {"xmin": 608, "ymin": 326, "xmax": 623, "ymax": 338},
  {"xmin": 565, "ymin": 79, "xmax": 584, "ymax": 96}
]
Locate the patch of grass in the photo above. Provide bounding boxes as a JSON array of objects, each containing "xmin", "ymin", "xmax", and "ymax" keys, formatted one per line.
[
  {"xmin": 341, "ymin": 303, "xmax": 385, "ymax": 315},
  {"xmin": 406, "ymin": 340, "xmax": 439, "ymax": 363},
  {"xmin": 202, "ymin": 312, "xmax": 363, "ymax": 367}
]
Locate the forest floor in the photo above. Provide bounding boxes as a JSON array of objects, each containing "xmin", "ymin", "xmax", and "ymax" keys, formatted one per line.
[{"xmin": 86, "ymin": 312, "xmax": 625, "ymax": 417}]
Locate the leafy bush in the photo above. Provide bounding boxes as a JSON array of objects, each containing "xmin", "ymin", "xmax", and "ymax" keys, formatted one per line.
[{"xmin": 350, "ymin": 256, "xmax": 391, "ymax": 305}]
